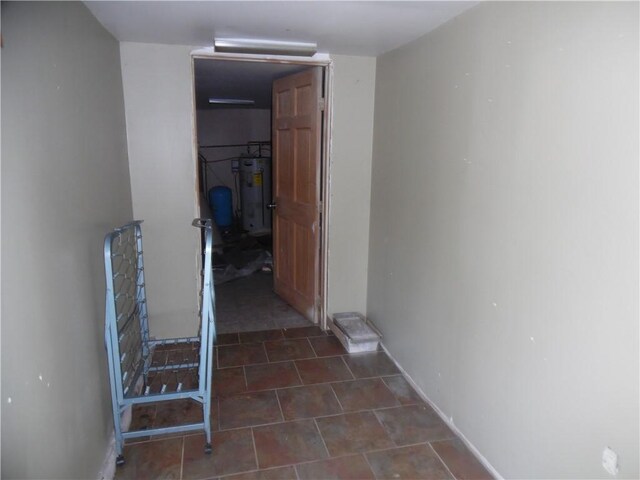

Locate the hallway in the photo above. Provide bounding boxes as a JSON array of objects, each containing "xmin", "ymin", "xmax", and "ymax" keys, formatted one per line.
[{"xmin": 116, "ymin": 326, "xmax": 491, "ymax": 479}]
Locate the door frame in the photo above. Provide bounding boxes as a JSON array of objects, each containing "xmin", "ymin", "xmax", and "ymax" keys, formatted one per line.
[{"xmin": 189, "ymin": 52, "xmax": 333, "ymax": 330}]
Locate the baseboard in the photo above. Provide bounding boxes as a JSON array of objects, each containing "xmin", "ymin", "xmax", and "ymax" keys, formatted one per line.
[
  {"xmin": 379, "ymin": 343, "xmax": 504, "ymax": 480},
  {"xmin": 97, "ymin": 375, "xmax": 142, "ymax": 480},
  {"xmin": 97, "ymin": 433, "xmax": 117, "ymax": 480}
]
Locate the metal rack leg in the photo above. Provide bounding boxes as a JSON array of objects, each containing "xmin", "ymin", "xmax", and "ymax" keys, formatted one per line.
[{"xmin": 203, "ymin": 395, "xmax": 212, "ymax": 454}]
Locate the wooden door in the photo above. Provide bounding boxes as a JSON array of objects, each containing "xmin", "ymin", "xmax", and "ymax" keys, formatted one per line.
[{"xmin": 272, "ymin": 67, "xmax": 323, "ymax": 323}]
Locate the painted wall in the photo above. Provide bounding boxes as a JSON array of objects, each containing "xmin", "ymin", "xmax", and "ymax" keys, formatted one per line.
[
  {"xmin": 197, "ymin": 108, "xmax": 271, "ymax": 212},
  {"xmin": 368, "ymin": 2, "xmax": 638, "ymax": 479},
  {"xmin": 368, "ymin": 2, "xmax": 639, "ymax": 478},
  {"xmin": 328, "ymin": 55, "xmax": 376, "ymax": 316},
  {"xmin": 1, "ymin": 2, "xmax": 133, "ymax": 478},
  {"xmin": 120, "ymin": 45, "xmax": 376, "ymax": 335},
  {"xmin": 120, "ymin": 42, "xmax": 201, "ymax": 338}
]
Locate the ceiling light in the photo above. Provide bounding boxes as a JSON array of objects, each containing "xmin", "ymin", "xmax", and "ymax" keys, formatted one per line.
[
  {"xmin": 208, "ymin": 98, "xmax": 255, "ymax": 105},
  {"xmin": 214, "ymin": 38, "xmax": 317, "ymax": 57}
]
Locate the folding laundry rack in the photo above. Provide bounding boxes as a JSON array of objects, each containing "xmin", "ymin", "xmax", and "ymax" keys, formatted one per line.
[{"xmin": 103, "ymin": 219, "xmax": 216, "ymax": 466}]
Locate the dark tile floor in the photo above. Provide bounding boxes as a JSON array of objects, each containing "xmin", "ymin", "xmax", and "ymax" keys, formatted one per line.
[
  {"xmin": 116, "ymin": 326, "xmax": 493, "ymax": 480},
  {"xmin": 215, "ymin": 273, "xmax": 311, "ymax": 334}
]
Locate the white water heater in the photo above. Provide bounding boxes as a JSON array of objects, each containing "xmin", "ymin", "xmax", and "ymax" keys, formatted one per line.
[{"xmin": 240, "ymin": 156, "xmax": 272, "ymax": 235}]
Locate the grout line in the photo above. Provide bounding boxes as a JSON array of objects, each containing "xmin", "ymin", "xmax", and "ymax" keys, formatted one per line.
[
  {"xmin": 306, "ymin": 406, "xmax": 382, "ymax": 422},
  {"xmin": 328, "ymin": 383, "xmax": 345, "ymax": 413},
  {"xmin": 246, "ymin": 358, "xmax": 303, "ymax": 368},
  {"xmin": 179, "ymin": 435, "xmax": 185, "ymax": 480},
  {"xmin": 291, "ymin": 359, "xmax": 305, "ymax": 388},
  {"xmin": 370, "ymin": 406, "xmax": 397, "ymax": 447},
  {"xmin": 313, "ymin": 417, "xmax": 332, "ymax": 458},
  {"xmin": 371, "ymin": 403, "xmax": 421, "ymax": 414},
  {"xmin": 241, "ymin": 364, "xmax": 248, "ymax": 389},
  {"xmin": 217, "ymin": 465, "xmax": 296, "ymax": 480},
  {"xmin": 361, "ymin": 450, "xmax": 377, "ymax": 479},
  {"xmin": 339, "ymin": 355, "xmax": 356, "ymax": 380},
  {"xmin": 250, "ymin": 427, "xmax": 261, "ymax": 471},
  {"xmin": 364, "ymin": 440, "xmax": 433, "ymax": 457},
  {"xmin": 214, "ymin": 396, "xmax": 220, "ymax": 432},
  {"xmin": 274, "ymin": 385, "xmax": 286, "ymax": 422},
  {"xmin": 289, "ymin": 452, "xmax": 372, "ymax": 469},
  {"xmin": 219, "ymin": 437, "xmax": 434, "ymax": 479},
  {"xmin": 428, "ymin": 441, "xmax": 458, "ymax": 480},
  {"xmin": 308, "ymin": 338, "xmax": 320, "ymax": 357},
  {"xmin": 304, "ymin": 337, "xmax": 317, "ymax": 358},
  {"xmin": 218, "ymin": 373, "xmax": 394, "ymax": 398}
]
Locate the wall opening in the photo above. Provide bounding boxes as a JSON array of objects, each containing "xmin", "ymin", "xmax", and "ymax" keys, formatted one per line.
[{"xmin": 192, "ymin": 56, "xmax": 331, "ymax": 333}]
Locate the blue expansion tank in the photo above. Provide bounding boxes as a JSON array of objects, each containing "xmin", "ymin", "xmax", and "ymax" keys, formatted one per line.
[{"xmin": 208, "ymin": 186, "xmax": 233, "ymax": 228}]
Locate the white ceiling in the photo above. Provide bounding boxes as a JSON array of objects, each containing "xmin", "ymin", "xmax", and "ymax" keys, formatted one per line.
[{"xmin": 85, "ymin": 1, "xmax": 478, "ymax": 57}]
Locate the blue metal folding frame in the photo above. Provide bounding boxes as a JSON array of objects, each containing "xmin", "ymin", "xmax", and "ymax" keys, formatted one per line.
[{"xmin": 103, "ymin": 219, "xmax": 216, "ymax": 465}]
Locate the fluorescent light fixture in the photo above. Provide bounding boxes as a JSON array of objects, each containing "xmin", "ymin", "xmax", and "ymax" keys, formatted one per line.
[
  {"xmin": 208, "ymin": 98, "xmax": 255, "ymax": 105},
  {"xmin": 214, "ymin": 38, "xmax": 317, "ymax": 57}
]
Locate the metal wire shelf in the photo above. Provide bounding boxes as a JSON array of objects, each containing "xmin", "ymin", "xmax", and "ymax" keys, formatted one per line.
[{"xmin": 103, "ymin": 219, "xmax": 216, "ymax": 466}]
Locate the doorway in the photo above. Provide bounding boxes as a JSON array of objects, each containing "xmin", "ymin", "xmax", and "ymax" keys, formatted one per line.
[{"xmin": 192, "ymin": 57, "xmax": 331, "ymax": 334}]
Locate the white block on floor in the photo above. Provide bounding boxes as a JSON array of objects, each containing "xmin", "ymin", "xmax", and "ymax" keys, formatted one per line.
[{"xmin": 330, "ymin": 312, "xmax": 381, "ymax": 353}]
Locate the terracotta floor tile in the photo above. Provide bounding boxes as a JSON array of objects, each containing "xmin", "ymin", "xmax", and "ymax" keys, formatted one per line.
[
  {"xmin": 129, "ymin": 404, "xmax": 156, "ymax": 431},
  {"xmin": 115, "ymin": 437, "xmax": 182, "ymax": 480},
  {"xmin": 217, "ymin": 333, "xmax": 240, "ymax": 345},
  {"xmin": 245, "ymin": 361, "xmax": 302, "ymax": 391},
  {"xmin": 219, "ymin": 391, "xmax": 283, "ymax": 430},
  {"xmin": 218, "ymin": 343, "xmax": 268, "ymax": 367},
  {"xmin": 309, "ymin": 335, "xmax": 347, "ymax": 357},
  {"xmin": 282, "ymin": 326, "xmax": 326, "ymax": 338},
  {"xmin": 240, "ymin": 329, "xmax": 285, "ymax": 343},
  {"xmin": 264, "ymin": 339, "xmax": 316, "ymax": 362},
  {"xmin": 253, "ymin": 419, "xmax": 328, "ymax": 468},
  {"xmin": 151, "ymin": 345, "xmax": 200, "ymax": 368},
  {"xmin": 153, "ymin": 399, "xmax": 204, "ymax": 428},
  {"xmin": 213, "ymin": 367, "xmax": 247, "ymax": 397},
  {"xmin": 211, "ymin": 398, "xmax": 220, "ymax": 432},
  {"xmin": 315, "ymin": 411, "xmax": 394, "ymax": 457},
  {"xmin": 366, "ymin": 444, "xmax": 453, "ymax": 479},
  {"xmin": 152, "ymin": 340, "xmax": 200, "ymax": 353},
  {"xmin": 374, "ymin": 404, "xmax": 454, "ymax": 445},
  {"xmin": 182, "ymin": 430, "xmax": 257, "ymax": 479},
  {"xmin": 342, "ymin": 352, "xmax": 400, "ymax": 378},
  {"xmin": 223, "ymin": 466, "xmax": 298, "ymax": 480},
  {"xmin": 431, "ymin": 438, "xmax": 493, "ymax": 480},
  {"xmin": 382, "ymin": 376, "xmax": 423, "ymax": 405},
  {"xmin": 295, "ymin": 357, "xmax": 354, "ymax": 384},
  {"xmin": 277, "ymin": 384, "xmax": 342, "ymax": 420},
  {"xmin": 295, "ymin": 454, "xmax": 376, "ymax": 480},
  {"xmin": 331, "ymin": 378, "xmax": 399, "ymax": 411}
]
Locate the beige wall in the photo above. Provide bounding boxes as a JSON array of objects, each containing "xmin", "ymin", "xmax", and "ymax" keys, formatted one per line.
[
  {"xmin": 120, "ymin": 42, "xmax": 201, "ymax": 338},
  {"xmin": 327, "ymin": 55, "xmax": 376, "ymax": 316},
  {"xmin": 1, "ymin": 2, "xmax": 133, "ymax": 478},
  {"xmin": 368, "ymin": 2, "xmax": 638, "ymax": 478},
  {"xmin": 120, "ymin": 45, "xmax": 376, "ymax": 334}
]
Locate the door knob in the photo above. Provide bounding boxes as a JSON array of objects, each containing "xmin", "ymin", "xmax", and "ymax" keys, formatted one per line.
[{"xmin": 267, "ymin": 202, "xmax": 277, "ymax": 210}]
